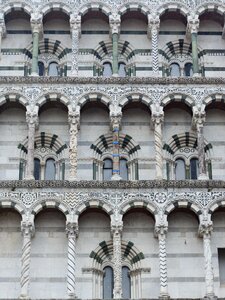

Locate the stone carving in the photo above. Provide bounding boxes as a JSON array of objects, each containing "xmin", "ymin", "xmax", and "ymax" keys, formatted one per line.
[
  {"xmin": 30, "ymin": 12, "xmax": 43, "ymax": 34},
  {"xmin": 148, "ymin": 14, "xmax": 160, "ymax": 75},
  {"xmin": 109, "ymin": 13, "xmax": 121, "ymax": 35},
  {"xmin": 187, "ymin": 14, "xmax": 200, "ymax": 34},
  {"xmin": 110, "ymin": 113, "xmax": 122, "ymax": 180},
  {"xmin": 70, "ymin": 14, "xmax": 81, "ymax": 77}
]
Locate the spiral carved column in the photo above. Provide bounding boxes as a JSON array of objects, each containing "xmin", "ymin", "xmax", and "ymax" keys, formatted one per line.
[
  {"xmin": 152, "ymin": 111, "xmax": 164, "ymax": 180},
  {"xmin": 66, "ymin": 222, "xmax": 79, "ymax": 299},
  {"xmin": 20, "ymin": 221, "xmax": 34, "ymax": 299}
]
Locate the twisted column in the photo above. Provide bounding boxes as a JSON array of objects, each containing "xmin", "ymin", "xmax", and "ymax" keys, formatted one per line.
[
  {"xmin": 30, "ymin": 13, "xmax": 43, "ymax": 76},
  {"xmin": 155, "ymin": 222, "xmax": 169, "ymax": 299},
  {"xmin": 109, "ymin": 14, "xmax": 120, "ymax": 76},
  {"xmin": 110, "ymin": 114, "xmax": 122, "ymax": 180},
  {"xmin": 20, "ymin": 220, "xmax": 34, "ymax": 299},
  {"xmin": 70, "ymin": 14, "xmax": 81, "ymax": 77},
  {"xmin": 187, "ymin": 15, "xmax": 200, "ymax": 76},
  {"xmin": 66, "ymin": 222, "xmax": 78, "ymax": 299},
  {"xmin": 199, "ymin": 220, "xmax": 216, "ymax": 299},
  {"xmin": 68, "ymin": 110, "xmax": 80, "ymax": 180},
  {"xmin": 25, "ymin": 106, "xmax": 39, "ymax": 180},
  {"xmin": 111, "ymin": 223, "xmax": 123, "ymax": 299},
  {"xmin": 148, "ymin": 14, "xmax": 160, "ymax": 76}
]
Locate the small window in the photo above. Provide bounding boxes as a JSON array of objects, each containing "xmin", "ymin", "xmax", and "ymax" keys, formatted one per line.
[
  {"xmin": 45, "ymin": 158, "xmax": 56, "ymax": 180},
  {"xmin": 118, "ymin": 62, "xmax": 126, "ymax": 77},
  {"xmin": 184, "ymin": 63, "xmax": 193, "ymax": 77},
  {"xmin": 175, "ymin": 158, "xmax": 185, "ymax": 180},
  {"xmin": 170, "ymin": 63, "xmax": 180, "ymax": 77},
  {"xmin": 103, "ymin": 158, "xmax": 113, "ymax": 180},
  {"xmin": 218, "ymin": 248, "xmax": 225, "ymax": 285},
  {"xmin": 190, "ymin": 158, "xmax": 198, "ymax": 180},
  {"xmin": 120, "ymin": 158, "xmax": 128, "ymax": 180},
  {"xmin": 103, "ymin": 266, "xmax": 114, "ymax": 299},
  {"xmin": 48, "ymin": 62, "xmax": 59, "ymax": 76},
  {"xmin": 122, "ymin": 266, "xmax": 131, "ymax": 299},
  {"xmin": 34, "ymin": 158, "xmax": 41, "ymax": 180},
  {"xmin": 103, "ymin": 62, "xmax": 112, "ymax": 77},
  {"xmin": 38, "ymin": 61, "xmax": 45, "ymax": 76}
]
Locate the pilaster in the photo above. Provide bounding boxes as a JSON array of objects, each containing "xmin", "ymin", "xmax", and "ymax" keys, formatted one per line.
[{"xmin": 70, "ymin": 14, "xmax": 81, "ymax": 77}]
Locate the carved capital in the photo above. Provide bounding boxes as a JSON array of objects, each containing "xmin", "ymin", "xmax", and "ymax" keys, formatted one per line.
[
  {"xmin": 21, "ymin": 220, "xmax": 35, "ymax": 238},
  {"xmin": 151, "ymin": 104, "xmax": 164, "ymax": 125},
  {"xmin": 26, "ymin": 106, "xmax": 39, "ymax": 127},
  {"xmin": 109, "ymin": 13, "xmax": 121, "ymax": 35},
  {"xmin": 192, "ymin": 105, "xmax": 206, "ymax": 129},
  {"xmin": 199, "ymin": 220, "xmax": 213, "ymax": 238},
  {"xmin": 148, "ymin": 14, "xmax": 160, "ymax": 38},
  {"xmin": 187, "ymin": 14, "xmax": 199, "ymax": 34},
  {"xmin": 68, "ymin": 111, "xmax": 80, "ymax": 128},
  {"xmin": 70, "ymin": 14, "xmax": 81, "ymax": 35},
  {"xmin": 30, "ymin": 12, "xmax": 43, "ymax": 34},
  {"xmin": 66, "ymin": 222, "xmax": 79, "ymax": 238}
]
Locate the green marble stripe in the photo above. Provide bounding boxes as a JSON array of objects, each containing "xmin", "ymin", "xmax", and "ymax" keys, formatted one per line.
[
  {"xmin": 78, "ymin": 66, "xmax": 93, "ymax": 70},
  {"xmin": 0, "ymin": 66, "xmax": 24, "ymax": 70},
  {"xmin": 131, "ymin": 252, "xmax": 144, "ymax": 264},
  {"xmin": 99, "ymin": 241, "xmax": 110, "ymax": 257},
  {"xmin": 135, "ymin": 67, "xmax": 152, "ymax": 70},
  {"xmin": 124, "ymin": 241, "xmax": 134, "ymax": 258},
  {"xmin": 205, "ymin": 67, "xmax": 225, "ymax": 71}
]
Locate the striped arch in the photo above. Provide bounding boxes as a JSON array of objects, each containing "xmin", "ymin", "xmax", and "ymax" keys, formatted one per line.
[
  {"xmin": 91, "ymin": 133, "xmax": 141, "ymax": 160},
  {"xmin": 161, "ymin": 40, "xmax": 192, "ymax": 62},
  {"xmin": 164, "ymin": 200, "xmax": 202, "ymax": 218},
  {"xmin": 79, "ymin": 3, "xmax": 111, "ymax": 17},
  {"xmin": 18, "ymin": 132, "xmax": 68, "ymax": 157},
  {"xmin": 41, "ymin": 2, "xmax": 71, "ymax": 17},
  {"xmin": 78, "ymin": 92, "xmax": 111, "ymax": 109},
  {"xmin": 120, "ymin": 200, "xmax": 157, "ymax": 216},
  {"xmin": 119, "ymin": 92, "xmax": 152, "ymax": 108},
  {"xmin": 0, "ymin": 200, "xmax": 25, "ymax": 216},
  {"xmin": 118, "ymin": 2, "xmax": 150, "ymax": 16},
  {"xmin": 75, "ymin": 200, "xmax": 113, "ymax": 217},
  {"xmin": 196, "ymin": 3, "xmax": 225, "ymax": 17},
  {"xmin": 90, "ymin": 240, "xmax": 144, "ymax": 268},
  {"xmin": 31, "ymin": 200, "xmax": 70, "ymax": 218},
  {"xmin": 203, "ymin": 93, "xmax": 225, "ymax": 106},
  {"xmin": 161, "ymin": 93, "xmax": 194, "ymax": 107},
  {"xmin": 0, "ymin": 92, "xmax": 28, "ymax": 108},
  {"xmin": 163, "ymin": 132, "xmax": 213, "ymax": 156},
  {"xmin": 37, "ymin": 92, "xmax": 69, "ymax": 107},
  {"xmin": 208, "ymin": 199, "xmax": 225, "ymax": 215},
  {"xmin": 2, "ymin": 2, "xmax": 32, "ymax": 17},
  {"xmin": 157, "ymin": 2, "xmax": 189, "ymax": 18}
]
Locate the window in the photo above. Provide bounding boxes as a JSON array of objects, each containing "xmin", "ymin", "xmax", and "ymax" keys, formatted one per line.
[
  {"xmin": 175, "ymin": 158, "xmax": 185, "ymax": 180},
  {"xmin": 120, "ymin": 158, "xmax": 128, "ymax": 180},
  {"xmin": 103, "ymin": 266, "xmax": 114, "ymax": 299},
  {"xmin": 38, "ymin": 61, "xmax": 45, "ymax": 76},
  {"xmin": 48, "ymin": 62, "xmax": 59, "ymax": 76},
  {"xmin": 184, "ymin": 63, "xmax": 193, "ymax": 77},
  {"xmin": 119, "ymin": 62, "xmax": 126, "ymax": 77},
  {"xmin": 218, "ymin": 248, "xmax": 225, "ymax": 285},
  {"xmin": 34, "ymin": 158, "xmax": 41, "ymax": 180},
  {"xmin": 170, "ymin": 63, "xmax": 180, "ymax": 77},
  {"xmin": 103, "ymin": 62, "xmax": 112, "ymax": 77},
  {"xmin": 190, "ymin": 158, "xmax": 198, "ymax": 179},
  {"xmin": 122, "ymin": 266, "xmax": 131, "ymax": 299},
  {"xmin": 103, "ymin": 158, "xmax": 113, "ymax": 180},
  {"xmin": 45, "ymin": 158, "xmax": 56, "ymax": 180}
]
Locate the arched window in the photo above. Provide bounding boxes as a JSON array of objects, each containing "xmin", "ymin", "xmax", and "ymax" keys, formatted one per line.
[
  {"xmin": 34, "ymin": 158, "xmax": 41, "ymax": 180},
  {"xmin": 184, "ymin": 63, "xmax": 193, "ymax": 77},
  {"xmin": 103, "ymin": 62, "xmax": 112, "ymax": 77},
  {"xmin": 118, "ymin": 62, "xmax": 126, "ymax": 77},
  {"xmin": 190, "ymin": 158, "xmax": 199, "ymax": 179},
  {"xmin": 175, "ymin": 158, "xmax": 186, "ymax": 180},
  {"xmin": 45, "ymin": 158, "xmax": 56, "ymax": 180},
  {"xmin": 48, "ymin": 62, "xmax": 59, "ymax": 76},
  {"xmin": 170, "ymin": 63, "xmax": 180, "ymax": 77},
  {"xmin": 122, "ymin": 266, "xmax": 131, "ymax": 299},
  {"xmin": 120, "ymin": 158, "xmax": 128, "ymax": 180},
  {"xmin": 103, "ymin": 158, "xmax": 113, "ymax": 180},
  {"xmin": 103, "ymin": 266, "xmax": 114, "ymax": 299},
  {"xmin": 38, "ymin": 61, "xmax": 45, "ymax": 76}
]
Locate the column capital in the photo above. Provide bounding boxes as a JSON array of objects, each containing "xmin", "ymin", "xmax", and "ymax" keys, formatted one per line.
[
  {"xmin": 151, "ymin": 104, "xmax": 164, "ymax": 124},
  {"xmin": 26, "ymin": 106, "xmax": 39, "ymax": 127},
  {"xmin": 66, "ymin": 221, "xmax": 79, "ymax": 238},
  {"xmin": 21, "ymin": 220, "xmax": 35, "ymax": 238},
  {"xmin": 109, "ymin": 13, "xmax": 121, "ymax": 35},
  {"xmin": 110, "ymin": 114, "xmax": 122, "ymax": 130},
  {"xmin": 70, "ymin": 14, "xmax": 81, "ymax": 36},
  {"xmin": 147, "ymin": 13, "xmax": 160, "ymax": 37},
  {"xmin": 187, "ymin": 14, "xmax": 199, "ymax": 34},
  {"xmin": 111, "ymin": 214, "xmax": 123, "ymax": 235},
  {"xmin": 192, "ymin": 105, "xmax": 206, "ymax": 129},
  {"xmin": 68, "ymin": 106, "xmax": 80, "ymax": 126},
  {"xmin": 30, "ymin": 12, "xmax": 43, "ymax": 34},
  {"xmin": 0, "ymin": 13, "xmax": 6, "ymax": 38},
  {"xmin": 199, "ymin": 220, "xmax": 213, "ymax": 237}
]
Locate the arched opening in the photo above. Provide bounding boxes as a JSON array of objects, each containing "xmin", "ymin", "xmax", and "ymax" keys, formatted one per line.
[
  {"xmin": 45, "ymin": 158, "xmax": 56, "ymax": 180},
  {"xmin": 38, "ymin": 61, "xmax": 45, "ymax": 76},
  {"xmin": 190, "ymin": 157, "xmax": 199, "ymax": 179},
  {"xmin": 103, "ymin": 62, "xmax": 113, "ymax": 77},
  {"xmin": 170, "ymin": 63, "xmax": 181, "ymax": 77},
  {"xmin": 120, "ymin": 158, "xmax": 128, "ymax": 180},
  {"xmin": 118, "ymin": 62, "xmax": 126, "ymax": 77},
  {"xmin": 122, "ymin": 266, "xmax": 131, "ymax": 298},
  {"xmin": 48, "ymin": 61, "xmax": 59, "ymax": 76},
  {"xmin": 103, "ymin": 266, "xmax": 114, "ymax": 299},
  {"xmin": 184, "ymin": 62, "xmax": 193, "ymax": 77},
  {"xmin": 175, "ymin": 158, "xmax": 185, "ymax": 180},
  {"xmin": 34, "ymin": 158, "xmax": 41, "ymax": 180},
  {"xmin": 103, "ymin": 158, "xmax": 113, "ymax": 180}
]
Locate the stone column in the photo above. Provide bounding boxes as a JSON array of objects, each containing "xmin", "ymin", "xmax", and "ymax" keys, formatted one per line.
[
  {"xmin": 25, "ymin": 106, "xmax": 39, "ymax": 180},
  {"xmin": 199, "ymin": 218, "xmax": 216, "ymax": 299},
  {"xmin": 109, "ymin": 13, "xmax": 121, "ymax": 76},
  {"xmin": 0, "ymin": 14, "xmax": 6, "ymax": 60},
  {"xmin": 110, "ymin": 113, "xmax": 122, "ymax": 180},
  {"xmin": 70, "ymin": 14, "xmax": 81, "ymax": 77},
  {"xmin": 187, "ymin": 15, "xmax": 200, "ymax": 76},
  {"xmin": 66, "ymin": 221, "xmax": 79, "ymax": 299},
  {"xmin": 148, "ymin": 14, "xmax": 160, "ymax": 76},
  {"xmin": 111, "ymin": 217, "xmax": 123, "ymax": 299},
  {"xmin": 192, "ymin": 105, "xmax": 208, "ymax": 180},
  {"xmin": 151, "ymin": 105, "xmax": 164, "ymax": 179},
  {"xmin": 68, "ymin": 109, "xmax": 80, "ymax": 181},
  {"xmin": 30, "ymin": 13, "xmax": 43, "ymax": 76},
  {"xmin": 155, "ymin": 218, "xmax": 169, "ymax": 299},
  {"xmin": 20, "ymin": 219, "xmax": 34, "ymax": 299}
]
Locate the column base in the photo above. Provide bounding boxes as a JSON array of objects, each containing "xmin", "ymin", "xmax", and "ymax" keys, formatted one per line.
[
  {"xmin": 24, "ymin": 176, "xmax": 35, "ymax": 180},
  {"xmin": 68, "ymin": 177, "xmax": 79, "ymax": 181},
  {"xmin": 159, "ymin": 294, "xmax": 170, "ymax": 300},
  {"xmin": 112, "ymin": 73, "xmax": 119, "ymax": 77},
  {"xmin": 193, "ymin": 73, "xmax": 201, "ymax": 77},
  {"xmin": 111, "ymin": 173, "xmax": 122, "ymax": 181},
  {"xmin": 203, "ymin": 294, "xmax": 217, "ymax": 300},
  {"xmin": 30, "ymin": 72, "xmax": 39, "ymax": 77},
  {"xmin": 19, "ymin": 295, "xmax": 30, "ymax": 300},
  {"xmin": 68, "ymin": 292, "xmax": 77, "ymax": 299},
  {"xmin": 198, "ymin": 173, "xmax": 209, "ymax": 180}
]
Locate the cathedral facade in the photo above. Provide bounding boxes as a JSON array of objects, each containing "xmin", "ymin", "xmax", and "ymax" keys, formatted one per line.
[{"xmin": 0, "ymin": 0, "xmax": 225, "ymax": 299}]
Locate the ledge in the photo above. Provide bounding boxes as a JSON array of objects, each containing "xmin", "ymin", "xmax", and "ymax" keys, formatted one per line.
[{"xmin": 0, "ymin": 180, "xmax": 225, "ymax": 189}]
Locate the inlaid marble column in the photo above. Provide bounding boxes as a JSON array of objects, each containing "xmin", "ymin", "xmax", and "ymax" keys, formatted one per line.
[
  {"xmin": 187, "ymin": 15, "xmax": 200, "ymax": 76},
  {"xmin": 111, "ymin": 218, "xmax": 123, "ymax": 299},
  {"xmin": 70, "ymin": 14, "xmax": 81, "ymax": 77},
  {"xmin": 109, "ymin": 13, "xmax": 121, "ymax": 76},
  {"xmin": 66, "ymin": 221, "xmax": 78, "ymax": 299},
  {"xmin": 20, "ymin": 219, "xmax": 34, "ymax": 299},
  {"xmin": 155, "ymin": 216, "xmax": 169, "ymax": 299},
  {"xmin": 25, "ymin": 106, "xmax": 39, "ymax": 180},
  {"xmin": 151, "ymin": 105, "xmax": 164, "ymax": 179},
  {"xmin": 148, "ymin": 14, "xmax": 160, "ymax": 76},
  {"xmin": 110, "ymin": 113, "xmax": 122, "ymax": 180},
  {"xmin": 193, "ymin": 105, "xmax": 208, "ymax": 180},
  {"xmin": 68, "ymin": 109, "xmax": 80, "ymax": 181},
  {"xmin": 0, "ymin": 14, "xmax": 6, "ymax": 60},
  {"xmin": 199, "ymin": 218, "xmax": 216, "ymax": 299},
  {"xmin": 30, "ymin": 13, "xmax": 43, "ymax": 76}
]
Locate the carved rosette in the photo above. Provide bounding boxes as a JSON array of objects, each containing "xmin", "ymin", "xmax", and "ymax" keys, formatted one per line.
[
  {"xmin": 111, "ymin": 224, "xmax": 123, "ymax": 299},
  {"xmin": 66, "ymin": 222, "xmax": 79, "ymax": 298},
  {"xmin": 70, "ymin": 14, "xmax": 81, "ymax": 76},
  {"xmin": 20, "ymin": 220, "xmax": 34, "ymax": 299},
  {"xmin": 148, "ymin": 14, "xmax": 160, "ymax": 75},
  {"xmin": 110, "ymin": 114, "xmax": 122, "ymax": 180},
  {"xmin": 68, "ymin": 111, "xmax": 80, "ymax": 180}
]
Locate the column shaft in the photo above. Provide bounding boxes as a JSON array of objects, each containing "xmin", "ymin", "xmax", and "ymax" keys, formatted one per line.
[
  {"xmin": 191, "ymin": 32, "xmax": 199, "ymax": 74},
  {"xmin": 158, "ymin": 233, "xmax": 169, "ymax": 297},
  {"xmin": 154, "ymin": 120, "xmax": 163, "ymax": 179},
  {"xmin": 112, "ymin": 227, "xmax": 122, "ymax": 298},
  {"xmin": 197, "ymin": 124, "xmax": 207, "ymax": 177},
  {"xmin": 203, "ymin": 233, "xmax": 215, "ymax": 297},
  {"xmin": 111, "ymin": 115, "xmax": 122, "ymax": 180},
  {"xmin": 70, "ymin": 15, "xmax": 81, "ymax": 77},
  {"xmin": 151, "ymin": 27, "xmax": 159, "ymax": 74},
  {"xmin": 112, "ymin": 33, "xmax": 119, "ymax": 75},
  {"xmin": 68, "ymin": 113, "xmax": 80, "ymax": 180},
  {"xmin": 31, "ymin": 31, "xmax": 39, "ymax": 75}
]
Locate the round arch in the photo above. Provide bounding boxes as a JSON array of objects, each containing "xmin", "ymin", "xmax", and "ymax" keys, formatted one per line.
[
  {"xmin": 41, "ymin": 2, "xmax": 71, "ymax": 18},
  {"xmin": 208, "ymin": 198, "xmax": 225, "ymax": 215},
  {"xmin": 36, "ymin": 92, "xmax": 69, "ymax": 108},
  {"xmin": 119, "ymin": 92, "xmax": 152, "ymax": 108},
  {"xmin": 2, "ymin": 3, "xmax": 32, "ymax": 18},
  {"xmin": 120, "ymin": 200, "xmax": 157, "ymax": 217},
  {"xmin": 157, "ymin": 2, "xmax": 189, "ymax": 18},
  {"xmin": 203, "ymin": 93, "xmax": 225, "ymax": 106},
  {"xmin": 0, "ymin": 92, "xmax": 28, "ymax": 108},
  {"xmin": 77, "ymin": 92, "xmax": 111, "ymax": 109},
  {"xmin": 164, "ymin": 199, "xmax": 202, "ymax": 219},
  {"xmin": 196, "ymin": 3, "xmax": 225, "ymax": 17},
  {"xmin": 79, "ymin": 3, "xmax": 111, "ymax": 18},
  {"xmin": 30, "ymin": 199, "xmax": 70, "ymax": 219},
  {"xmin": 118, "ymin": 2, "xmax": 149, "ymax": 17},
  {"xmin": 0, "ymin": 200, "xmax": 25, "ymax": 216},
  {"xmin": 161, "ymin": 92, "xmax": 195, "ymax": 108},
  {"xmin": 75, "ymin": 200, "xmax": 113, "ymax": 218}
]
